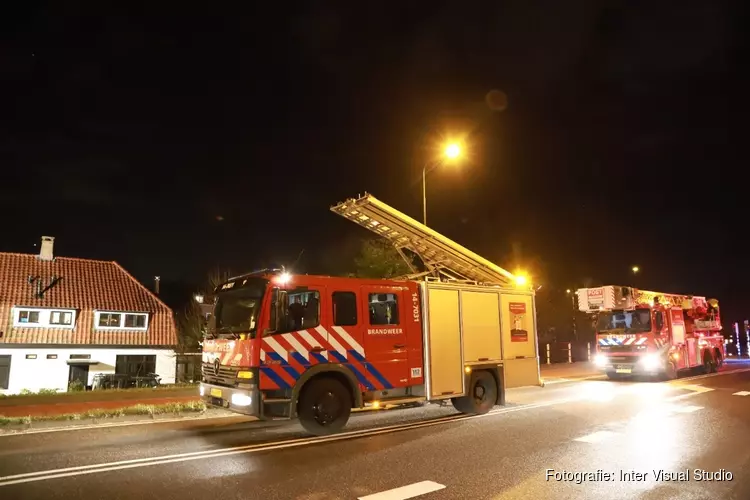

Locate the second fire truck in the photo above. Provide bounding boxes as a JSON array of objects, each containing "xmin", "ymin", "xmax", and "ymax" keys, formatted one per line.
[{"xmin": 577, "ymin": 285, "xmax": 725, "ymax": 380}]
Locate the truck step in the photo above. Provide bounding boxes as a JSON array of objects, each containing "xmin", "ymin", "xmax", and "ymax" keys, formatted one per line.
[
  {"xmin": 366, "ymin": 396, "xmax": 427, "ymax": 408},
  {"xmin": 263, "ymin": 398, "xmax": 292, "ymax": 404}
]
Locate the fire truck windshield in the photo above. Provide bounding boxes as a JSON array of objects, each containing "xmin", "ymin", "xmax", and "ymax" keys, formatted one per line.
[
  {"xmin": 597, "ymin": 309, "xmax": 651, "ymax": 334},
  {"xmin": 213, "ymin": 281, "xmax": 267, "ymax": 338}
]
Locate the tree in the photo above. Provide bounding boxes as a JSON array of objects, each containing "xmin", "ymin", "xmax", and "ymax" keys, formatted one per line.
[
  {"xmin": 354, "ymin": 238, "xmax": 415, "ymax": 279},
  {"xmin": 175, "ymin": 267, "xmax": 234, "ymax": 353},
  {"xmin": 176, "ymin": 300, "xmax": 205, "ymax": 353}
]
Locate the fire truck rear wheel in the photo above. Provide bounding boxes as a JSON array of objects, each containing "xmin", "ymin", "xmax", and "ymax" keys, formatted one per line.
[
  {"xmin": 702, "ymin": 351, "xmax": 717, "ymax": 374},
  {"xmin": 452, "ymin": 370, "xmax": 497, "ymax": 415},
  {"xmin": 713, "ymin": 348, "xmax": 723, "ymax": 368},
  {"xmin": 298, "ymin": 377, "xmax": 352, "ymax": 436}
]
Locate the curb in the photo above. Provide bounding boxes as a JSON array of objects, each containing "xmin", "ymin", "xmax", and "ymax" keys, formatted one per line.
[{"xmin": 0, "ymin": 410, "xmax": 241, "ymax": 437}]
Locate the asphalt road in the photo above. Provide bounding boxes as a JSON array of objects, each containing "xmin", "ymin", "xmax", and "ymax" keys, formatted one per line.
[{"xmin": 1, "ymin": 361, "xmax": 749, "ymax": 500}]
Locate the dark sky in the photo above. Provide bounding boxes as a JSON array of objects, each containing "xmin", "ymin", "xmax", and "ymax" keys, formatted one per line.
[{"xmin": 2, "ymin": 2, "xmax": 748, "ymax": 321}]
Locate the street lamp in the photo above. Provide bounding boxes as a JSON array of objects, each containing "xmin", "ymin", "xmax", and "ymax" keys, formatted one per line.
[
  {"xmin": 632, "ymin": 266, "xmax": 639, "ymax": 274},
  {"xmin": 422, "ymin": 141, "xmax": 463, "ymax": 226}
]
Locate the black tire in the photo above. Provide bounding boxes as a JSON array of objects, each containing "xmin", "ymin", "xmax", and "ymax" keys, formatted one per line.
[
  {"xmin": 662, "ymin": 361, "xmax": 678, "ymax": 381},
  {"xmin": 702, "ymin": 351, "xmax": 716, "ymax": 374},
  {"xmin": 714, "ymin": 349, "xmax": 724, "ymax": 369},
  {"xmin": 297, "ymin": 377, "xmax": 352, "ymax": 436},
  {"xmin": 452, "ymin": 370, "xmax": 498, "ymax": 415}
]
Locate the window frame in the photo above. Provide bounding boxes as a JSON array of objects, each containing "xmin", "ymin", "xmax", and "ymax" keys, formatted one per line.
[
  {"xmin": 12, "ymin": 307, "xmax": 76, "ymax": 329},
  {"xmin": 367, "ymin": 292, "xmax": 401, "ymax": 326},
  {"xmin": 269, "ymin": 287, "xmax": 321, "ymax": 335},
  {"xmin": 332, "ymin": 291, "xmax": 358, "ymax": 326},
  {"xmin": 94, "ymin": 311, "xmax": 149, "ymax": 331}
]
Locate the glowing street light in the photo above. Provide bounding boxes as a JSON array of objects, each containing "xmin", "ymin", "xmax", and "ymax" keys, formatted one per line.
[
  {"xmin": 514, "ymin": 274, "xmax": 528, "ymax": 287},
  {"xmin": 422, "ymin": 141, "xmax": 464, "ymax": 226},
  {"xmin": 444, "ymin": 142, "xmax": 461, "ymax": 159},
  {"xmin": 632, "ymin": 266, "xmax": 640, "ymax": 274}
]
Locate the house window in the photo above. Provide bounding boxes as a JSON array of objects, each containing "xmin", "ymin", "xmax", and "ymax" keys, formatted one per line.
[
  {"xmin": 98, "ymin": 313, "xmax": 121, "ymax": 328},
  {"xmin": 124, "ymin": 314, "xmax": 147, "ymax": 329},
  {"xmin": 0, "ymin": 355, "xmax": 11, "ymax": 390},
  {"xmin": 12, "ymin": 308, "xmax": 76, "ymax": 328},
  {"xmin": 95, "ymin": 311, "xmax": 149, "ymax": 330},
  {"xmin": 116, "ymin": 355, "xmax": 156, "ymax": 377},
  {"xmin": 70, "ymin": 354, "xmax": 91, "ymax": 359},
  {"xmin": 50, "ymin": 311, "xmax": 73, "ymax": 326},
  {"xmin": 25, "ymin": 354, "xmax": 37, "ymax": 359},
  {"xmin": 19, "ymin": 310, "xmax": 40, "ymax": 324},
  {"xmin": 47, "ymin": 354, "xmax": 58, "ymax": 359}
]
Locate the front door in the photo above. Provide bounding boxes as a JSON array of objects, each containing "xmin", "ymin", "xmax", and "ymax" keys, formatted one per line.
[
  {"xmin": 361, "ymin": 285, "xmax": 409, "ymax": 390},
  {"xmin": 68, "ymin": 364, "xmax": 89, "ymax": 389}
]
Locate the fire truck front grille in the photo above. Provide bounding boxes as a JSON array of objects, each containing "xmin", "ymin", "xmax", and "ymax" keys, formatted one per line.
[{"xmin": 202, "ymin": 363, "xmax": 239, "ymax": 386}]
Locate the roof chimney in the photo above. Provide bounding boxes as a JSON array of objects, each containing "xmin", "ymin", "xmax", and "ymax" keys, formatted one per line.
[
  {"xmin": 39, "ymin": 236, "xmax": 55, "ymax": 261},
  {"xmin": 154, "ymin": 276, "xmax": 160, "ymax": 295}
]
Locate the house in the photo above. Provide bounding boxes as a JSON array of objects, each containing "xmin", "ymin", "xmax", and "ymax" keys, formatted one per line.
[{"xmin": 0, "ymin": 236, "xmax": 179, "ymax": 394}]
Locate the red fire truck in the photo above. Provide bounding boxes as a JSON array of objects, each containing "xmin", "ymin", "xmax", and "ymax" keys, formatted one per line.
[
  {"xmin": 199, "ymin": 194, "xmax": 541, "ymax": 435},
  {"xmin": 577, "ymin": 285, "xmax": 725, "ymax": 380}
]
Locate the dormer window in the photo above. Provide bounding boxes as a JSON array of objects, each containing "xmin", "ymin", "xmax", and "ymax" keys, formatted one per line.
[
  {"xmin": 13, "ymin": 307, "xmax": 76, "ymax": 328},
  {"xmin": 94, "ymin": 311, "xmax": 149, "ymax": 331}
]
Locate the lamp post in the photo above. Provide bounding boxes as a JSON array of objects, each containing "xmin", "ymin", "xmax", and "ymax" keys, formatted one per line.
[{"xmin": 422, "ymin": 142, "xmax": 462, "ymax": 226}]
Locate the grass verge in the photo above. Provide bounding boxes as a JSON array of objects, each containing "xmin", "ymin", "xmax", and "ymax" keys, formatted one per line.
[{"xmin": 0, "ymin": 400, "xmax": 207, "ymax": 427}]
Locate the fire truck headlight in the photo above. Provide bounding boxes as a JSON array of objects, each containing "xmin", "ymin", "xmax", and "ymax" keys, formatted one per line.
[
  {"xmin": 231, "ymin": 393, "xmax": 252, "ymax": 407},
  {"xmin": 594, "ymin": 354, "xmax": 608, "ymax": 367},
  {"xmin": 641, "ymin": 354, "xmax": 661, "ymax": 370}
]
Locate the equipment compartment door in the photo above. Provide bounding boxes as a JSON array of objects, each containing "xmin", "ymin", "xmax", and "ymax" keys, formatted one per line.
[{"xmin": 361, "ymin": 285, "xmax": 410, "ymax": 389}]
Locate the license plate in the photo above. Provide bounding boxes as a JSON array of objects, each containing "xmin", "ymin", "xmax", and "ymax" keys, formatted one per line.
[
  {"xmin": 616, "ymin": 368, "xmax": 631, "ymax": 374},
  {"xmin": 210, "ymin": 388, "xmax": 222, "ymax": 398}
]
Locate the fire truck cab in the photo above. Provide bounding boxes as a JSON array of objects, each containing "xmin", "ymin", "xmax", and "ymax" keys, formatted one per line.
[{"xmin": 577, "ymin": 286, "xmax": 725, "ymax": 380}]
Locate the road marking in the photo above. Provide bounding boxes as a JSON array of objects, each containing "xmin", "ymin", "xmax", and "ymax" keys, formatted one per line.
[
  {"xmin": 358, "ymin": 481, "xmax": 446, "ymax": 500},
  {"xmin": 574, "ymin": 430, "xmax": 616, "ymax": 443},
  {"xmin": 666, "ymin": 385, "xmax": 714, "ymax": 402},
  {"xmin": 671, "ymin": 405, "xmax": 703, "ymax": 413},
  {"xmin": 0, "ymin": 397, "xmax": 582, "ymax": 487},
  {"xmin": 671, "ymin": 367, "xmax": 750, "ymax": 383},
  {"xmin": 732, "ymin": 391, "xmax": 750, "ymax": 396}
]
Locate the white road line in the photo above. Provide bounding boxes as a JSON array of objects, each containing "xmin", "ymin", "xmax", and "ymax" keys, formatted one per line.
[
  {"xmin": 0, "ymin": 397, "xmax": 582, "ymax": 487},
  {"xmin": 358, "ymin": 481, "xmax": 446, "ymax": 500},
  {"xmin": 666, "ymin": 385, "xmax": 714, "ymax": 402},
  {"xmin": 672, "ymin": 367, "xmax": 750, "ymax": 383},
  {"xmin": 732, "ymin": 391, "xmax": 750, "ymax": 396},
  {"xmin": 573, "ymin": 430, "xmax": 616, "ymax": 444},
  {"xmin": 671, "ymin": 405, "xmax": 703, "ymax": 413}
]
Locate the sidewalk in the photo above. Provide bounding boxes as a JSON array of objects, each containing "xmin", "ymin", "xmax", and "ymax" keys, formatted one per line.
[
  {"xmin": 0, "ymin": 395, "xmax": 201, "ymax": 418},
  {"xmin": 540, "ymin": 361, "xmax": 601, "ymax": 381}
]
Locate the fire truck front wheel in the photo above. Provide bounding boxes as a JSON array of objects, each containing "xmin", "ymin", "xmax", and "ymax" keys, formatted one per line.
[
  {"xmin": 452, "ymin": 370, "xmax": 497, "ymax": 415},
  {"xmin": 298, "ymin": 377, "xmax": 352, "ymax": 436}
]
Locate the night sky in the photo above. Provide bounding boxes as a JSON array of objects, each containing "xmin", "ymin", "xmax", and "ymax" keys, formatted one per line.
[{"xmin": 2, "ymin": 3, "xmax": 748, "ymax": 324}]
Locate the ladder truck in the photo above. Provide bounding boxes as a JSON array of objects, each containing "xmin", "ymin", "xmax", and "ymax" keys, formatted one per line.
[
  {"xmin": 577, "ymin": 285, "xmax": 725, "ymax": 380},
  {"xmin": 199, "ymin": 194, "xmax": 541, "ymax": 435}
]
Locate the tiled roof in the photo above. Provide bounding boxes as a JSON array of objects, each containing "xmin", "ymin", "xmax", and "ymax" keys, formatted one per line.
[{"xmin": 0, "ymin": 252, "xmax": 177, "ymax": 346}]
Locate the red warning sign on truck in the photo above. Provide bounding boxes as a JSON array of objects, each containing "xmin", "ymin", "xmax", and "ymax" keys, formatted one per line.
[{"xmin": 509, "ymin": 302, "xmax": 528, "ymax": 342}]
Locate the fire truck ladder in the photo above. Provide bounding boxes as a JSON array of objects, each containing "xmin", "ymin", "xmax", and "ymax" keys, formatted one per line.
[{"xmin": 330, "ymin": 193, "xmax": 517, "ymax": 286}]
